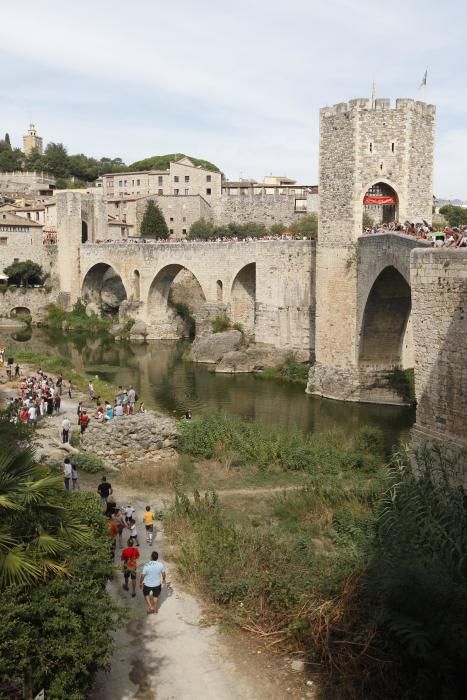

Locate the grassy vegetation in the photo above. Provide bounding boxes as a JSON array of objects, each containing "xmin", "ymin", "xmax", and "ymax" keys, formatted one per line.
[
  {"xmin": 261, "ymin": 355, "xmax": 309, "ymax": 385},
  {"xmin": 47, "ymin": 299, "xmax": 112, "ymax": 333},
  {"xmin": 167, "ymin": 417, "xmax": 466, "ymax": 699},
  {"xmin": 13, "ymin": 350, "xmax": 122, "ymax": 405},
  {"xmin": 211, "ymin": 312, "xmax": 233, "ymax": 333}
]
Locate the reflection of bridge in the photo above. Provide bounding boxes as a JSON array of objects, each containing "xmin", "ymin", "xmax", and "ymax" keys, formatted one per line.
[{"xmin": 79, "ymin": 240, "xmax": 315, "ymax": 355}]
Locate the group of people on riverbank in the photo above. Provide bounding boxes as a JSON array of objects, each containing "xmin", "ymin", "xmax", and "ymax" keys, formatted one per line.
[
  {"xmin": 6, "ymin": 369, "xmax": 71, "ymax": 425},
  {"xmin": 98, "ymin": 477, "xmax": 167, "ymax": 614},
  {"xmin": 363, "ymin": 220, "xmax": 467, "ymax": 247},
  {"xmin": 77, "ymin": 384, "xmax": 146, "ymax": 430}
]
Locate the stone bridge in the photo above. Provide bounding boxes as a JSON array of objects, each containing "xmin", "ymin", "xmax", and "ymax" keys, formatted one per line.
[
  {"xmin": 78, "ymin": 240, "xmax": 315, "ymax": 355},
  {"xmin": 309, "ymin": 233, "xmax": 430, "ymax": 404}
]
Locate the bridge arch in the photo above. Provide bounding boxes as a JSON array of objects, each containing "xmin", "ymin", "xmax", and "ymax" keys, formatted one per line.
[
  {"xmin": 147, "ymin": 264, "xmax": 207, "ymax": 338},
  {"xmin": 231, "ymin": 263, "xmax": 256, "ymax": 336},
  {"xmin": 81, "ymin": 262, "xmax": 128, "ymax": 315},
  {"xmin": 358, "ymin": 265, "xmax": 411, "ymax": 369},
  {"xmin": 10, "ymin": 306, "xmax": 31, "ymax": 317}
]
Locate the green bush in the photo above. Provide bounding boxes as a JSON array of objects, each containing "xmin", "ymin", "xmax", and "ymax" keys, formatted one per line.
[
  {"xmin": 69, "ymin": 429, "xmax": 81, "ymax": 447},
  {"xmin": 270, "ymin": 222, "xmax": 285, "ymax": 235},
  {"xmin": 0, "ymin": 491, "xmax": 118, "ymax": 699},
  {"xmin": 74, "ymin": 452, "xmax": 105, "ymax": 474},
  {"xmin": 355, "ymin": 426, "xmax": 386, "ymax": 456},
  {"xmin": 288, "ymin": 213, "xmax": 318, "ymax": 238},
  {"xmin": 211, "ymin": 313, "xmax": 231, "ymax": 333},
  {"xmin": 188, "ymin": 218, "xmax": 215, "ymax": 240}
]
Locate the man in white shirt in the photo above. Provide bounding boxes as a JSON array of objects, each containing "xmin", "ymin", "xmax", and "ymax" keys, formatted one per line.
[
  {"xmin": 140, "ymin": 551, "xmax": 166, "ymax": 614},
  {"xmin": 62, "ymin": 417, "xmax": 71, "ymax": 443}
]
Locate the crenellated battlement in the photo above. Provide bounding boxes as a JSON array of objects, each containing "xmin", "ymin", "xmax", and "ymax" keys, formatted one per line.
[{"xmin": 321, "ymin": 98, "xmax": 436, "ymax": 117}]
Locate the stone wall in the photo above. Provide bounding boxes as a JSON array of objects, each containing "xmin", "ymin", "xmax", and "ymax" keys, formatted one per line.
[
  {"xmin": 411, "ymin": 249, "xmax": 467, "ymax": 479},
  {"xmin": 211, "ymin": 192, "xmax": 317, "ymax": 228},
  {"xmin": 0, "ymin": 287, "xmax": 58, "ymax": 322},
  {"xmin": 0, "ymin": 227, "xmax": 57, "ymax": 276}
]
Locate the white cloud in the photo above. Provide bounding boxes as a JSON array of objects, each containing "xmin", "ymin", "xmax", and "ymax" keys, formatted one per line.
[{"xmin": 1, "ymin": 0, "xmax": 467, "ymax": 194}]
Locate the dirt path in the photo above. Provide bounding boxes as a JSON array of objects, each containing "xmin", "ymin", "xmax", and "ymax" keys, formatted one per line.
[
  {"xmin": 1, "ymin": 370, "xmax": 313, "ymax": 700},
  {"xmin": 91, "ymin": 493, "xmax": 309, "ymax": 700}
]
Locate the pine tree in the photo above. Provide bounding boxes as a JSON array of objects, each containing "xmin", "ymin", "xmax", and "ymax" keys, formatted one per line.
[
  {"xmin": 140, "ymin": 200, "xmax": 169, "ymax": 239},
  {"xmin": 4, "ymin": 133, "xmax": 11, "ymax": 150}
]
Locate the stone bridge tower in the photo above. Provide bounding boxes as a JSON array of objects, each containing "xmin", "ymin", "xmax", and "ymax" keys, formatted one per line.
[{"xmin": 308, "ymin": 98, "xmax": 435, "ymax": 402}]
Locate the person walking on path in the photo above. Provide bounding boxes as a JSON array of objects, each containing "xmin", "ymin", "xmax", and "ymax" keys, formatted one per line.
[
  {"xmin": 112, "ymin": 508, "xmax": 125, "ymax": 547},
  {"xmin": 140, "ymin": 551, "xmax": 166, "ymax": 614},
  {"xmin": 15, "ymin": 364, "xmax": 20, "ymax": 378},
  {"xmin": 71, "ymin": 463, "xmax": 80, "ymax": 491},
  {"xmin": 54, "ymin": 394, "xmax": 61, "ymax": 415},
  {"xmin": 127, "ymin": 517, "xmax": 140, "ymax": 546},
  {"xmin": 143, "ymin": 505, "xmax": 156, "ymax": 545},
  {"xmin": 79, "ymin": 410, "xmax": 90, "ymax": 434},
  {"xmin": 97, "ymin": 476, "xmax": 112, "ymax": 509},
  {"xmin": 121, "ymin": 537, "xmax": 140, "ymax": 597},
  {"xmin": 63, "ymin": 458, "xmax": 72, "ymax": 491},
  {"xmin": 77, "ymin": 401, "xmax": 83, "ymax": 425},
  {"xmin": 62, "ymin": 416, "xmax": 71, "ymax": 443}
]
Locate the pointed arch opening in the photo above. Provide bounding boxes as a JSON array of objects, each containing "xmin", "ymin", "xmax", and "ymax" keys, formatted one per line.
[
  {"xmin": 81, "ymin": 263, "xmax": 127, "ymax": 315},
  {"xmin": 359, "ymin": 266, "xmax": 411, "ymax": 369},
  {"xmin": 147, "ymin": 265, "xmax": 206, "ymax": 338},
  {"xmin": 363, "ymin": 182, "xmax": 398, "ymax": 225},
  {"xmin": 231, "ymin": 263, "xmax": 256, "ymax": 336}
]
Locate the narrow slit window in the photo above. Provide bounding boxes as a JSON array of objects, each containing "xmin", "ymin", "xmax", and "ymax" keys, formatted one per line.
[
  {"xmin": 391, "ymin": 142, "xmax": 395, "ymax": 153},
  {"xmin": 369, "ymin": 142, "xmax": 373, "ymax": 153}
]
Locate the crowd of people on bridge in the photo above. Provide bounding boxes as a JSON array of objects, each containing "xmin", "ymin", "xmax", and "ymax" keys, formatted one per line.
[
  {"xmin": 363, "ymin": 220, "xmax": 467, "ymax": 247},
  {"xmin": 93, "ymin": 233, "xmax": 312, "ymax": 245}
]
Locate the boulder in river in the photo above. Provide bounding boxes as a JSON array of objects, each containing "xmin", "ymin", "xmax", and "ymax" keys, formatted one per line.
[{"xmin": 190, "ymin": 329, "xmax": 243, "ymax": 363}]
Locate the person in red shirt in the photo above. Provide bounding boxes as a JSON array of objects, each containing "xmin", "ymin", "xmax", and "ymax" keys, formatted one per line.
[
  {"xmin": 79, "ymin": 410, "xmax": 90, "ymax": 434},
  {"xmin": 121, "ymin": 537, "xmax": 140, "ymax": 597}
]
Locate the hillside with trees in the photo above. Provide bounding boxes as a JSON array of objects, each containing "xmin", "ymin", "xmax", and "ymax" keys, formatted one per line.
[{"xmin": 0, "ymin": 133, "xmax": 220, "ymax": 188}]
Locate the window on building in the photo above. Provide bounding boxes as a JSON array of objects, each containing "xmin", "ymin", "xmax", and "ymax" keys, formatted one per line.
[
  {"xmin": 182, "ymin": 216, "xmax": 186, "ymax": 222},
  {"xmin": 295, "ymin": 199, "xmax": 307, "ymax": 213},
  {"xmin": 184, "ymin": 175, "xmax": 190, "ymax": 182},
  {"xmin": 169, "ymin": 228, "xmax": 174, "ymax": 235},
  {"xmin": 174, "ymin": 189, "xmax": 179, "ymax": 195},
  {"xmin": 158, "ymin": 189, "xmax": 163, "ymax": 195},
  {"xmin": 36, "ymin": 212, "xmax": 39, "ymax": 220},
  {"xmin": 119, "ymin": 181, "xmax": 123, "ymax": 187},
  {"xmin": 132, "ymin": 180, "xmax": 134, "ymax": 186},
  {"xmin": 182, "ymin": 228, "xmax": 187, "ymax": 235},
  {"xmin": 206, "ymin": 188, "xmax": 211, "ymax": 195},
  {"xmin": 170, "ymin": 217, "xmax": 174, "ymax": 222},
  {"xmin": 158, "ymin": 176, "xmax": 163, "ymax": 185},
  {"xmin": 0, "ymin": 237, "xmax": 7, "ymax": 245},
  {"xmin": 184, "ymin": 188, "xmax": 189, "ymax": 195},
  {"xmin": 174, "ymin": 176, "xmax": 179, "ymax": 183},
  {"xmin": 137, "ymin": 179, "xmax": 140, "ymax": 186},
  {"xmin": 124, "ymin": 180, "xmax": 127, "ymax": 186},
  {"xmin": 206, "ymin": 175, "xmax": 211, "ymax": 182}
]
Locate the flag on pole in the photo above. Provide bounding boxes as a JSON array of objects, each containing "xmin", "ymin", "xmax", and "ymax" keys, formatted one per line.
[{"xmin": 419, "ymin": 69, "xmax": 428, "ymax": 89}]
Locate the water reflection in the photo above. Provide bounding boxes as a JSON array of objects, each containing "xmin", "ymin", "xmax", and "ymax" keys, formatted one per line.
[{"xmin": 2, "ymin": 327, "xmax": 415, "ymax": 446}]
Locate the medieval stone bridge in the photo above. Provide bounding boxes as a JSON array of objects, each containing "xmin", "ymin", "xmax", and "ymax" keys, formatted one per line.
[
  {"xmin": 77, "ymin": 234, "xmax": 427, "ymax": 389},
  {"xmin": 78, "ymin": 239, "xmax": 316, "ymax": 355}
]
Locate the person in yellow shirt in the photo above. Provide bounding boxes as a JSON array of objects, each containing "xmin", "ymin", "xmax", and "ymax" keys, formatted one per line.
[{"xmin": 143, "ymin": 505, "xmax": 156, "ymax": 545}]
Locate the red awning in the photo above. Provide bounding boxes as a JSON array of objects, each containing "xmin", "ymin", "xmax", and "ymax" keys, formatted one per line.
[{"xmin": 363, "ymin": 195, "xmax": 397, "ymax": 205}]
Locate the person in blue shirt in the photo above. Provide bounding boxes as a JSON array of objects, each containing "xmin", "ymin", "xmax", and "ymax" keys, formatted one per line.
[{"xmin": 139, "ymin": 551, "xmax": 166, "ymax": 614}]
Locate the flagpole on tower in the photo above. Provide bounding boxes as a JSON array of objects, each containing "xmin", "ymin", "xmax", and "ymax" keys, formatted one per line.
[
  {"xmin": 371, "ymin": 80, "xmax": 376, "ymax": 109},
  {"xmin": 419, "ymin": 68, "xmax": 428, "ymax": 90}
]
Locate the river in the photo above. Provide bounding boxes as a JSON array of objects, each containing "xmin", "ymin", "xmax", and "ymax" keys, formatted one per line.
[{"xmin": 2, "ymin": 326, "xmax": 415, "ymax": 447}]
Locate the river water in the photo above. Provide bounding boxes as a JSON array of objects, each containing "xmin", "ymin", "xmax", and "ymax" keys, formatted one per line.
[{"xmin": 2, "ymin": 326, "xmax": 415, "ymax": 447}]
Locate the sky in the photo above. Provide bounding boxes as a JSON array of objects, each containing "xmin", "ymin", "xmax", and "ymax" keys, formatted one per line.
[{"xmin": 1, "ymin": 0, "xmax": 466, "ymax": 198}]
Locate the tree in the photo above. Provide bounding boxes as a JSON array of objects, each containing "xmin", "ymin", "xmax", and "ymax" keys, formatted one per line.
[
  {"xmin": 140, "ymin": 200, "xmax": 169, "ymax": 239},
  {"xmin": 3, "ymin": 260, "xmax": 45, "ymax": 287},
  {"xmin": 270, "ymin": 222, "xmax": 285, "ymax": 236},
  {"xmin": 438, "ymin": 204, "xmax": 467, "ymax": 228},
  {"xmin": 288, "ymin": 213, "xmax": 318, "ymax": 238},
  {"xmin": 188, "ymin": 218, "xmax": 214, "ymax": 240},
  {"xmin": 24, "ymin": 147, "xmax": 45, "ymax": 172},
  {"xmin": 0, "ymin": 421, "xmax": 89, "ymax": 589},
  {"xmin": 4, "ymin": 133, "xmax": 11, "ymax": 149},
  {"xmin": 0, "ymin": 147, "xmax": 23, "ymax": 171},
  {"xmin": 43, "ymin": 142, "xmax": 69, "ymax": 178}
]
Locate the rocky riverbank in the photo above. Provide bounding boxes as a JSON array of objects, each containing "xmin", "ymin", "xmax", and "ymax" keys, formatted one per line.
[{"xmin": 80, "ymin": 413, "xmax": 178, "ymax": 468}]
